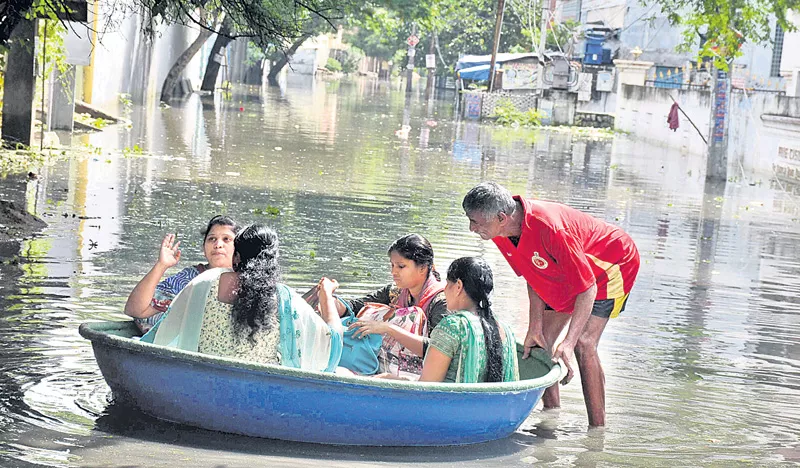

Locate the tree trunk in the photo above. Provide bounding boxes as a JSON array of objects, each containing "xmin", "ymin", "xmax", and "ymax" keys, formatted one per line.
[
  {"xmin": 1, "ymin": 17, "xmax": 35, "ymax": 147},
  {"xmin": 266, "ymin": 34, "xmax": 311, "ymax": 86},
  {"xmin": 200, "ymin": 17, "xmax": 234, "ymax": 91},
  {"xmin": 160, "ymin": 27, "xmax": 215, "ymax": 102},
  {"xmin": 0, "ymin": 0, "xmax": 34, "ymax": 48}
]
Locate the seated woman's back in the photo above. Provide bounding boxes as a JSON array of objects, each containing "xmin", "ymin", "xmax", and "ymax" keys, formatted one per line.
[
  {"xmin": 152, "ymin": 224, "xmax": 343, "ymax": 372},
  {"xmin": 421, "ymin": 257, "xmax": 519, "ymax": 384},
  {"xmin": 197, "ymin": 273, "xmax": 281, "ymax": 365},
  {"xmin": 428, "ymin": 312, "xmax": 516, "ymax": 383}
]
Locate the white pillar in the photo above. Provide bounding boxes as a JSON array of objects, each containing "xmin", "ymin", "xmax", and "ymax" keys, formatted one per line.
[
  {"xmin": 48, "ymin": 65, "xmax": 77, "ymax": 131},
  {"xmin": 613, "ymin": 59, "xmax": 654, "ymax": 94},
  {"xmin": 787, "ymin": 69, "xmax": 800, "ymax": 97}
]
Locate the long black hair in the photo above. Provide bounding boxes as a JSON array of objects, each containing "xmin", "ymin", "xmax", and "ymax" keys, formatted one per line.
[
  {"xmin": 388, "ymin": 234, "xmax": 440, "ymax": 281},
  {"xmin": 202, "ymin": 215, "xmax": 240, "ymax": 240},
  {"xmin": 447, "ymin": 257, "xmax": 504, "ymax": 382},
  {"xmin": 231, "ymin": 224, "xmax": 280, "ymax": 341}
]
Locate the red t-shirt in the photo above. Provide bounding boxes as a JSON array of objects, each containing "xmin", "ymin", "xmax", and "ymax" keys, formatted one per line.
[{"xmin": 493, "ymin": 197, "xmax": 640, "ymax": 313}]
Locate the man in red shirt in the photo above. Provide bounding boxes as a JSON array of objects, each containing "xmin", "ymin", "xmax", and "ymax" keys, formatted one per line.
[{"xmin": 463, "ymin": 182, "xmax": 639, "ymax": 427}]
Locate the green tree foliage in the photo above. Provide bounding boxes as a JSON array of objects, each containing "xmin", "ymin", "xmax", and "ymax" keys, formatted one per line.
[
  {"xmin": 345, "ymin": 0, "xmax": 527, "ymax": 72},
  {"xmin": 0, "ymin": 0, "xmax": 349, "ymax": 50},
  {"xmin": 139, "ymin": 0, "xmax": 346, "ymax": 48},
  {"xmin": 344, "ymin": 7, "xmax": 404, "ymax": 61},
  {"xmin": 337, "ymin": 46, "xmax": 365, "ymax": 73},
  {"xmin": 651, "ymin": 0, "xmax": 800, "ymax": 68}
]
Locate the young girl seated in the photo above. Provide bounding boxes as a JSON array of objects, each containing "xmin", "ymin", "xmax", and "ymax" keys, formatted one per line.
[
  {"xmin": 150, "ymin": 224, "xmax": 343, "ymax": 372},
  {"xmin": 420, "ymin": 257, "xmax": 519, "ymax": 383},
  {"xmin": 318, "ymin": 234, "xmax": 448, "ymax": 376}
]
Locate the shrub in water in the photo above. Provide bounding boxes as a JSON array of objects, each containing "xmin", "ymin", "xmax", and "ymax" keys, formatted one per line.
[
  {"xmin": 491, "ymin": 98, "xmax": 544, "ymax": 127},
  {"xmin": 326, "ymin": 58, "xmax": 342, "ymax": 72}
]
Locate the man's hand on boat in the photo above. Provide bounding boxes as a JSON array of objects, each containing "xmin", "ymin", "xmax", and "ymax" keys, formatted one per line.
[
  {"xmin": 552, "ymin": 341, "xmax": 575, "ymax": 385},
  {"xmin": 521, "ymin": 329, "xmax": 547, "ymax": 359}
]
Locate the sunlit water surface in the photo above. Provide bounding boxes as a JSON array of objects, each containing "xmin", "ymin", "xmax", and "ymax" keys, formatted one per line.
[{"xmin": 0, "ymin": 77, "xmax": 799, "ymax": 467}]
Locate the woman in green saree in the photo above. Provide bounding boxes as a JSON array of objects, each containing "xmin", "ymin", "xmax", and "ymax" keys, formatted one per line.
[{"xmin": 420, "ymin": 257, "xmax": 518, "ymax": 383}]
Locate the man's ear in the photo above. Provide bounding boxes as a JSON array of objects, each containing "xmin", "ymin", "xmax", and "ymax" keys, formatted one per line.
[{"xmin": 497, "ymin": 211, "xmax": 510, "ymax": 226}]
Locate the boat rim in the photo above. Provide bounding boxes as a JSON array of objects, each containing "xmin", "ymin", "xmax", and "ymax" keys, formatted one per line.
[{"xmin": 80, "ymin": 320, "xmax": 563, "ymax": 394}]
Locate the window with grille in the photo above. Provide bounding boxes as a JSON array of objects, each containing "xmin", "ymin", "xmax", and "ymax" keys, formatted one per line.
[{"xmin": 770, "ymin": 25, "xmax": 785, "ymax": 77}]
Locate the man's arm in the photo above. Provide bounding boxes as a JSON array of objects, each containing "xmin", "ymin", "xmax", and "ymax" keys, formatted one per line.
[
  {"xmin": 522, "ymin": 284, "xmax": 548, "ymax": 358},
  {"xmin": 553, "ymin": 283, "xmax": 597, "ymax": 383}
]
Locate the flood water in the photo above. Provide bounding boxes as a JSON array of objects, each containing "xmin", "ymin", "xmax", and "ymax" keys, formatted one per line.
[{"xmin": 0, "ymin": 76, "xmax": 799, "ymax": 467}]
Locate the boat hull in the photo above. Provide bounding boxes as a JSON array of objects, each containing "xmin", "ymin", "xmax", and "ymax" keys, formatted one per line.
[{"xmin": 81, "ymin": 321, "xmax": 560, "ymax": 446}]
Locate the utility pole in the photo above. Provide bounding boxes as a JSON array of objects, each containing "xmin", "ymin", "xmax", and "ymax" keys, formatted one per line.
[
  {"xmin": 536, "ymin": 1, "xmax": 549, "ymax": 93},
  {"xmin": 424, "ymin": 33, "xmax": 436, "ymax": 99},
  {"xmin": 406, "ymin": 23, "xmax": 418, "ymax": 93},
  {"xmin": 487, "ymin": 0, "xmax": 505, "ymax": 93}
]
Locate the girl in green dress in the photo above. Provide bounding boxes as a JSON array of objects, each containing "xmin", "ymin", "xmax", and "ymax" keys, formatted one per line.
[{"xmin": 421, "ymin": 257, "xmax": 519, "ymax": 383}]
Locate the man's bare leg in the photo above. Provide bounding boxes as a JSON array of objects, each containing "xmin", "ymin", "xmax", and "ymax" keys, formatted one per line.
[
  {"xmin": 541, "ymin": 309, "xmax": 571, "ymax": 409},
  {"xmin": 574, "ymin": 315, "xmax": 609, "ymax": 426}
]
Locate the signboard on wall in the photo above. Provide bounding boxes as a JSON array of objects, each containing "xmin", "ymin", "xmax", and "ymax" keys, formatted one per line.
[
  {"xmin": 464, "ymin": 93, "xmax": 482, "ymax": 119},
  {"xmin": 502, "ymin": 61, "xmax": 538, "ymax": 90},
  {"xmin": 426, "ymin": 54, "xmax": 436, "ymax": 69}
]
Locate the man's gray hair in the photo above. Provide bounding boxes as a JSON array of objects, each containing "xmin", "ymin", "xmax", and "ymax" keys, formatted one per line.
[{"xmin": 462, "ymin": 182, "xmax": 516, "ymax": 219}]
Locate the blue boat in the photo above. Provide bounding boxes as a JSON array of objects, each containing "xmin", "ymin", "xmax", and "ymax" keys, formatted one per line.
[{"xmin": 79, "ymin": 321, "xmax": 562, "ymax": 446}]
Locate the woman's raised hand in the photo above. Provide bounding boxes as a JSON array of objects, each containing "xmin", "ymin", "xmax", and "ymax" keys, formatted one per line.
[
  {"xmin": 318, "ymin": 277, "xmax": 339, "ymax": 296},
  {"xmin": 157, "ymin": 233, "xmax": 181, "ymax": 268}
]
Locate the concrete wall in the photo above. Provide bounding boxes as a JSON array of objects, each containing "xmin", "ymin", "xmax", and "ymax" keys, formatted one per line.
[
  {"xmin": 615, "ymin": 84, "xmax": 712, "ymax": 155},
  {"xmin": 619, "ymin": 6, "xmax": 691, "ymax": 66},
  {"xmin": 614, "ymin": 1, "xmax": 778, "ymax": 80},
  {"xmin": 287, "ymin": 34, "xmax": 333, "ymax": 76},
  {"xmin": 63, "ymin": 2, "xmax": 211, "ymax": 110},
  {"xmin": 578, "ymin": 89, "xmax": 617, "ymax": 114},
  {"xmin": 781, "ymin": 11, "xmax": 800, "ymax": 75},
  {"xmin": 557, "ymin": 0, "xmax": 580, "ymax": 22},
  {"xmin": 616, "ymin": 83, "xmax": 800, "ymax": 178},
  {"xmin": 581, "ymin": 0, "xmax": 626, "ymax": 28},
  {"xmin": 729, "ymin": 91, "xmax": 800, "ymax": 174}
]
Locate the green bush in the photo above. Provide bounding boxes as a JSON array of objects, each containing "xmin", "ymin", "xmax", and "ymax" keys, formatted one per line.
[
  {"xmin": 339, "ymin": 47, "xmax": 365, "ymax": 74},
  {"xmin": 325, "ymin": 57, "xmax": 342, "ymax": 72},
  {"xmin": 491, "ymin": 98, "xmax": 544, "ymax": 127}
]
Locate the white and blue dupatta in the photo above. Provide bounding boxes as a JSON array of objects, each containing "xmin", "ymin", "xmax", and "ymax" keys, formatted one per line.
[{"xmin": 143, "ymin": 268, "xmax": 342, "ymax": 372}]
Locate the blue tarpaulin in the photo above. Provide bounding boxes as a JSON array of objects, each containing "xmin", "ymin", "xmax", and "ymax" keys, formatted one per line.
[
  {"xmin": 455, "ymin": 53, "xmax": 540, "ymax": 71},
  {"xmin": 457, "ymin": 64, "xmax": 491, "ymax": 82}
]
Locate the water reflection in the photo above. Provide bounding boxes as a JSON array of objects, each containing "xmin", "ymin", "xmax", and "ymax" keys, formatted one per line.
[{"xmin": 0, "ymin": 77, "xmax": 798, "ymax": 466}]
